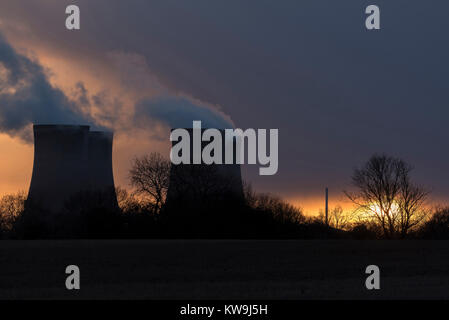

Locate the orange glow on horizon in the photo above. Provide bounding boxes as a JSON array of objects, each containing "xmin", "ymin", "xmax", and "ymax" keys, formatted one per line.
[{"xmin": 0, "ymin": 133, "xmax": 33, "ymax": 196}]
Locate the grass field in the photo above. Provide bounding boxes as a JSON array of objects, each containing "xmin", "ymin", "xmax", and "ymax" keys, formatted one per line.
[{"xmin": 1, "ymin": 240, "xmax": 448, "ymax": 299}]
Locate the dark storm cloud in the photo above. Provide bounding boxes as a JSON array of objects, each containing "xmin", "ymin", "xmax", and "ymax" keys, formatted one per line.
[
  {"xmin": 0, "ymin": 34, "xmax": 96, "ymax": 142},
  {"xmin": 1, "ymin": 0, "xmax": 449, "ymax": 204}
]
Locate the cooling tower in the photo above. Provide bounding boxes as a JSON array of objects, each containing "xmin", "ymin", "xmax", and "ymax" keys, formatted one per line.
[
  {"xmin": 88, "ymin": 131, "xmax": 118, "ymax": 207},
  {"xmin": 27, "ymin": 125, "xmax": 117, "ymax": 212},
  {"xmin": 166, "ymin": 128, "xmax": 244, "ymax": 207}
]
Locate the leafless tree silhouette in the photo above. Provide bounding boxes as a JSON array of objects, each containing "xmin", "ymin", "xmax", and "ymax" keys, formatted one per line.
[
  {"xmin": 244, "ymin": 183, "xmax": 305, "ymax": 224},
  {"xmin": 318, "ymin": 205, "xmax": 353, "ymax": 230},
  {"xmin": 116, "ymin": 186, "xmax": 146, "ymax": 213},
  {"xmin": 0, "ymin": 191, "xmax": 26, "ymax": 231},
  {"xmin": 345, "ymin": 154, "xmax": 428, "ymax": 238},
  {"xmin": 129, "ymin": 152, "xmax": 171, "ymax": 214},
  {"xmin": 420, "ymin": 206, "xmax": 449, "ymax": 239}
]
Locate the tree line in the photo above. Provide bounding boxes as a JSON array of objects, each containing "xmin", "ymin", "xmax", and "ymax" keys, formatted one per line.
[{"xmin": 1, "ymin": 153, "xmax": 448, "ymax": 239}]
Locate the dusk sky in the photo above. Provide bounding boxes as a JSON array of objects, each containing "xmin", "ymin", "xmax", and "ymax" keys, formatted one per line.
[{"xmin": 0, "ymin": 0, "xmax": 448, "ymax": 214}]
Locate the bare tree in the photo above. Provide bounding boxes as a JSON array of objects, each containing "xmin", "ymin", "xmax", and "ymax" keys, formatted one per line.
[
  {"xmin": 245, "ymin": 188, "xmax": 305, "ymax": 224},
  {"xmin": 0, "ymin": 191, "xmax": 26, "ymax": 231},
  {"xmin": 319, "ymin": 205, "xmax": 353, "ymax": 230},
  {"xmin": 397, "ymin": 168, "xmax": 429, "ymax": 237},
  {"xmin": 129, "ymin": 153, "xmax": 171, "ymax": 214},
  {"xmin": 419, "ymin": 206, "xmax": 449, "ymax": 239},
  {"xmin": 116, "ymin": 186, "xmax": 145, "ymax": 213},
  {"xmin": 345, "ymin": 154, "xmax": 428, "ymax": 238},
  {"xmin": 331, "ymin": 206, "xmax": 351, "ymax": 230}
]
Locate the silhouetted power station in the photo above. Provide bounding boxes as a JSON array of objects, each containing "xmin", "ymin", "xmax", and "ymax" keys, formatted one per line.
[
  {"xmin": 27, "ymin": 125, "xmax": 117, "ymax": 211},
  {"xmin": 166, "ymin": 128, "xmax": 244, "ymax": 207}
]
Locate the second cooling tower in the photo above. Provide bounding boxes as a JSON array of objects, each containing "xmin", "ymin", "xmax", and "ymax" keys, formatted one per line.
[
  {"xmin": 166, "ymin": 128, "xmax": 244, "ymax": 207},
  {"xmin": 27, "ymin": 125, "xmax": 117, "ymax": 212}
]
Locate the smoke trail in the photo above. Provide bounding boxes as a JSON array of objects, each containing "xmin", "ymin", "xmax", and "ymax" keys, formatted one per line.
[
  {"xmin": 134, "ymin": 96, "xmax": 234, "ymax": 129},
  {"xmin": 0, "ymin": 33, "xmax": 234, "ymax": 143},
  {"xmin": 0, "ymin": 34, "xmax": 95, "ymax": 142}
]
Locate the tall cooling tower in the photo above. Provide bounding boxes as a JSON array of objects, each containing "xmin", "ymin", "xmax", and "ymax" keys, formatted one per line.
[
  {"xmin": 88, "ymin": 131, "xmax": 118, "ymax": 207},
  {"xmin": 166, "ymin": 128, "xmax": 244, "ymax": 207},
  {"xmin": 27, "ymin": 125, "xmax": 117, "ymax": 212},
  {"xmin": 28, "ymin": 125, "xmax": 90, "ymax": 211}
]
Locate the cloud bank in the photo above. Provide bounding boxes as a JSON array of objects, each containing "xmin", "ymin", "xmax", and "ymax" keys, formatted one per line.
[
  {"xmin": 0, "ymin": 33, "xmax": 234, "ymax": 143},
  {"xmin": 0, "ymin": 34, "xmax": 97, "ymax": 142}
]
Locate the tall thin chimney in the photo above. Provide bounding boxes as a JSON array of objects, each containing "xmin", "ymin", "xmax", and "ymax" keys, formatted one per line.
[{"xmin": 325, "ymin": 187, "xmax": 329, "ymax": 226}]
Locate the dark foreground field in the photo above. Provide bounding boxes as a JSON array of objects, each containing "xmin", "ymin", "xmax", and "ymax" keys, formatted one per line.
[{"xmin": 0, "ymin": 240, "xmax": 448, "ymax": 299}]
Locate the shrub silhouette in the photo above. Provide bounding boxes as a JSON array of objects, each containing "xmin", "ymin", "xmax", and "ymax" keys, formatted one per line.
[
  {"xmin": 418, "ymin": 207, "xmax": 449, "ymax": 239},
  {"xmin": 0, "ymin": 191, "xmax": 26, "ymax": 235}
]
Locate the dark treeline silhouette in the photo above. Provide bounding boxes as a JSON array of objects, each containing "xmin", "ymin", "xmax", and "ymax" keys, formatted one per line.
[
  {"xmin": 1, "ymin": 153, "xmax": 448, "ymax": 240},
  {"xmin": 0, "ymin": 187, "xmax": 311, "ymax": 239}
]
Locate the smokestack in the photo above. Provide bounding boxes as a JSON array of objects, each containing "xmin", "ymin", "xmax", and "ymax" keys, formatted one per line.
[
  {"xmin": 27, "ymin": 125, "xmax": 117, "ymax": 212},
  {"xmin": 166, "ymin": 128, "xmax": 244, "ymax": 207},
  {"xmin": 325, "ymin": 187, "xmax": 329, "ymax": 226}
]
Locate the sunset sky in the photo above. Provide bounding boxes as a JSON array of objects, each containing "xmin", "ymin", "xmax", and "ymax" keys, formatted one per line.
[{"xmin": 0, "ymin": 1, "xmax": 449, "ymax": 215}]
